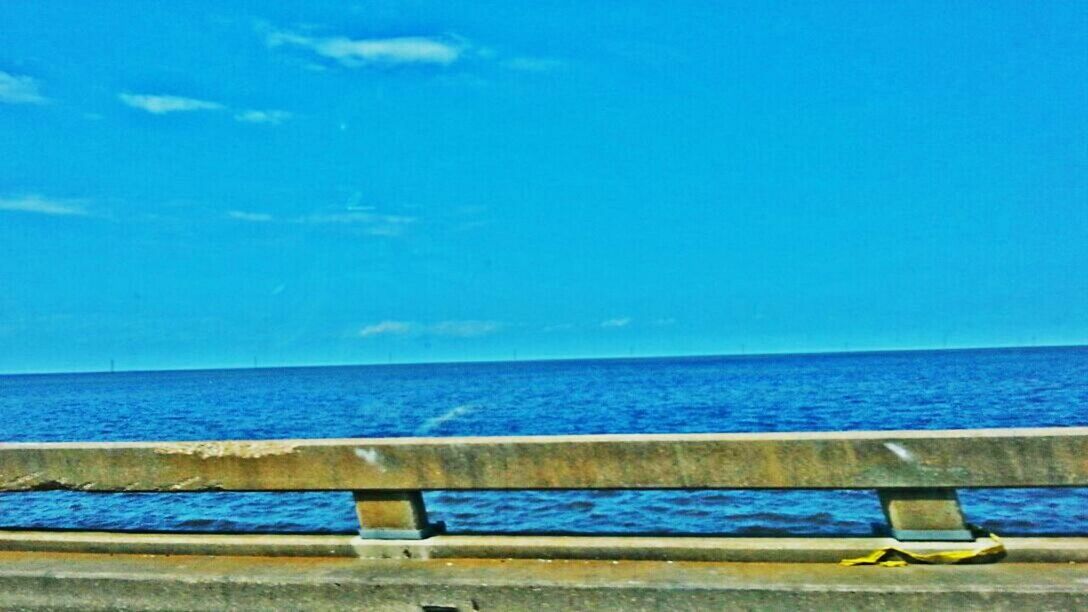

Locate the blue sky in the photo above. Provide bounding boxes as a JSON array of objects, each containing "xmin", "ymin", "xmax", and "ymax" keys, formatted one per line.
[{"xmin": 1, "ymin": 1, "xmax": 1086, "ymax": 373}]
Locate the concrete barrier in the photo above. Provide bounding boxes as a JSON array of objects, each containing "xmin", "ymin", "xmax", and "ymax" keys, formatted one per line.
[
  {"xmin": 2, "ymin": 428, "xmax": 1087, "ymax": 608},
  {"xmin": 4, "ymin": 427, "xmax": 1087, "ymax": 491},
  {"xmin": 1, "ymin": 427, "xmax": 1086, "ymax": 542}
]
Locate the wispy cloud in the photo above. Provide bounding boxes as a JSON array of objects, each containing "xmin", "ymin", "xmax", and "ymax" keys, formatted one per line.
[
  {"xmin": 224, "ymin": 207, "xmax": 416, "ymax": 236},
  {"xmin": 119, "ymin": 93, "xmax": 224, "ymax": 114},
  {"xmin": 234, "ymin": 109, "xmax": 292, "ymax": 124},
  {"xmin": 268, "ymin": 29, "xmax": 464, "ymax": 67},
  {"xmin": 358, "ymin": 320, "xmax": 503, "ymax": 339},
  {"xmin": 0, "ymin": 194, "xmax": 87, "ymax": 216},
  {"xmin": 119, "ymin": 93, "xmax": 292, "ymax": 125},
  {"xmin": 0, "ymin": 71, "xmax": 47, "ymax": 104},
  {"xmin": 298, "ymin": 211, "xmax": 417, "ymax": 236},
  {"xmin": 227, "ymin": 210, "xmax": 274, "ymax": 222},
  {"xmin": 601, "ymin": 317, "xmax": 632, "ymax": 328},
  {"xmin": 299, "ymin": 212, "xmax": 415, "ymax": 225},
  {"xmin": 359, "ymin": 320, "xmax": 414, "ymax": 337}
]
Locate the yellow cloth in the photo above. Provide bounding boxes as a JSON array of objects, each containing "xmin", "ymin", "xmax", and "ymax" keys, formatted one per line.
[{"xmin": 840, "ymin": 534, "xmax": 1005, "ymax": 567}]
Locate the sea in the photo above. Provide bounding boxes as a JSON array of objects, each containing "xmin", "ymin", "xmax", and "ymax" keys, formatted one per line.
[{"xmin": 1, "ymin": 346, "xmax": 1086, "ymax": 537}]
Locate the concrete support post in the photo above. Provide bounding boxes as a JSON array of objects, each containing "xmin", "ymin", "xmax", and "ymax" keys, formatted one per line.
[
  {"xmin": 353, "ymin": 491, "xmax": 442, "ymax": 540},
  {"xmin": 878, "ymin": 488, "xmax": 973, "ymax": 541}
]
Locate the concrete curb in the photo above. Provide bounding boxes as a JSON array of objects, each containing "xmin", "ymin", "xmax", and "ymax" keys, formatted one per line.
[
  {"xmin": 0, "ymin": 552, "xmax": 1086, "ymax": 610},
  {"xmin": 1, "ymin": 530, "xmax": 1087, "ymax": 563}
]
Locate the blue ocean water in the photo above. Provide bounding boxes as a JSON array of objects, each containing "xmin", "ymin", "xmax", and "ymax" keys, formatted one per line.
[{"xmin": 0, "ymin": 346, "xmax": 1086, "ymax": 536}]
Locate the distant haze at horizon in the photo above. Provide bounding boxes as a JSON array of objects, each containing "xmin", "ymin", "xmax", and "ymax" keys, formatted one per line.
[
  {"xmin": 4, "ymin": 344, "xmax": 1086, "ymax": 377},
  {"xmin": 2, "ymin": 2, "xmax": 1086, "ymax": 374}
]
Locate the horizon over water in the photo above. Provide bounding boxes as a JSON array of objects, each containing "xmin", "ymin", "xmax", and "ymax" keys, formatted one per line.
[
  {"xmin": 5, "ymin": 342, "xmax": 1087, "ymax": 377},
  {"xmin": 0, "ymin": 345, "xmax": 1085, "ymax": 537}
]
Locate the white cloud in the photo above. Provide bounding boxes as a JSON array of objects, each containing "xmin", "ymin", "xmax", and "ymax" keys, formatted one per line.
[
  {"xmin": 300, "ymin": 212, "xmax": 415, "ymax": 225},
  {"xmin": 298, "ymin": 211, "xmax": 416, "ymax": 236},
  {"xmin": 358, "ymin": 320, "xmax": 502, "ymax": 339},
  {"xmin": 269, "ymin": 30, "xmax": 464, "ymax": 67},
  {"xmin": 224, "ymin": 207, "xmax": 416, "ymax": 235},
  {"xmin": 119, "ymin": 93, "xmax": 224, "ymax": 114},
  {"xmin": 0, "ymin": 194, "xmax": 87, "ymax": 216},
  {"xmin": 601, "ymin": 317, "xmax": 632, "ymax": 328},
  {"xmin": 0, "ymin": 71, "xmax": 46, "ymax": 104},
  {"xmin": 234, "ymin": 109, "xmax": 292, "ymax": 124},
  {"xmin": 119, "ymin": 93, "xmax": 292, "ymax": 124},
  {"xmin": 359, "ymin": 320, "xmax": 414, "ymax": 337},
  {"xmin": 227, "ymin": 210, "xmax": 274, "ymax": 222}
]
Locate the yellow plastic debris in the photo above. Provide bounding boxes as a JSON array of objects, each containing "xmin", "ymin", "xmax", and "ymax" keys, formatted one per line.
[{"xmin": 840, "ymin": 534, "xmax": 1005, "ymax": 567}]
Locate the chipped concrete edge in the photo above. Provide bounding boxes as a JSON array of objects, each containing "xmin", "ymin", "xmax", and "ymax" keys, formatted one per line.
[{"xmin": 153, "ymin": 441, "xmax": 300, "ymax": 459}]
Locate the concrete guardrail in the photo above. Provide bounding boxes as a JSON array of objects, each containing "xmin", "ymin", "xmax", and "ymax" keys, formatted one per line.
[{"xmin": 1, "ymin": 427, "xmax": 1086, "ymax": 542}]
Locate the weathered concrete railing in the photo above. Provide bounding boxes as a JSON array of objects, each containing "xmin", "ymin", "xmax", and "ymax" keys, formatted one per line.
[{"xmin": 1, "ymin": 427, "xmax": 1086, "ymax": 542}]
